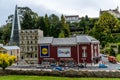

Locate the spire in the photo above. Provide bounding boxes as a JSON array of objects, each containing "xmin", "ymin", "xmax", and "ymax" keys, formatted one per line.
[{"xmin": 9, "ymin": 5, "xmax": 21, "ymax": 46}]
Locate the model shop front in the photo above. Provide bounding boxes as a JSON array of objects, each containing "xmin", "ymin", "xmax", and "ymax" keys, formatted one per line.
[{"xmin": 38, "ymin": 35, "xmax": 100, "ymax": 66}]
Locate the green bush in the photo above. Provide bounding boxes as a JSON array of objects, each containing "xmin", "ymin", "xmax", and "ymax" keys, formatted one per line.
[
  {"xmin": 0, "ymin": 53, "xmax": 16, "ymax": 70},
  {"xmin": 116, "ymin": 54, "xmax": 120, "ymax": 61},
  {"xmin": 118, "ymin": 43, "xmax": 120, "ymax": 54},
  {"xmin": 104, "ymin": 47, "xmax": 116, "ymax": 56},
  {"xmin": 104, "ymin": 47, "xmax": 111, "ymax": 54}
]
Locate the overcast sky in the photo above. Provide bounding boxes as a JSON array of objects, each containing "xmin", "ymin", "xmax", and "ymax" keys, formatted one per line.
[{"xmin": 0, "ymin": 0, "xmax": 120, "ymax": 26}]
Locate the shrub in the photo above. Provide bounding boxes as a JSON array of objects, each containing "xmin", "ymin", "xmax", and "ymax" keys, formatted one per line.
[
  {"xmin": 104, "ymin": 47, "xmax": 111, "ymax": 54},
  {"xmin": 0, "ymin": 53, "xmax": 16, "ymax": 70},
  {"xmin": 118, "ymin": 43, "xmax": 120, "ymax": 54},
  {"xmin": 116, "ymin": 54, "xmax": 120, "ymax": 61}
]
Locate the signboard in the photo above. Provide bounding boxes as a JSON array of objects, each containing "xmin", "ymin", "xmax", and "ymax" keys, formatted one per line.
[
  {"xmin": 40, "ymin": 46, "xmax": 49, "ymax": 57},
  {"xmin": 57, "ymin": 47, "xmax": 71, "ymax": 57}
]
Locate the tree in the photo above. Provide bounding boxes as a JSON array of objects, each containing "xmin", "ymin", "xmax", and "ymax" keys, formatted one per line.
[
  {"xmin": 44, "ymin": 14, "xmax": 50, "ymax": 36},
  {"xmin": 89, "ymin": 12, "xmax": 120, "ymax": 47},
  {"xmin": 17, "ymin": 7, "xmax": 39, "ymax": 29},
  {"xmin": 0, "ymin": 53, "xmax": 16, "ymax": 70},
  {"xmin": 49, "ymin": 14, "xmax": 60, "ymax": 37},
  {"xmin": 21, "ymin": 10, "xmax": 38, "ymax": 29},
  {"xmin": 37, "ymin": 16, "xmax": 46, "ymax": 35},
  {"xmin": 6, "ymin": 7, "xmax": 39, "ymax": 29},
  {"xmin": 58, "ymin": 30, "xmax": 65, "ymax": 38},
  {"xmin": 110, "ymin": 48, "xmax": 116, "ymax": 57},
  {"xmin": 79, "ymin": 15, "xmax": 98, "ymax": 34},
  {"xmin": 60, "ymin": 15, "xmax": 70, "ymax": 37},
  {"xmin": 0, "ymin": 23, "xmax": 12, "ymax": 45}
]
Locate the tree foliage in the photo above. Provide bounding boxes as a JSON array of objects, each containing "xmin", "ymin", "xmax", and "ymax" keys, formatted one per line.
[
  {"xmin": 44, "ymin": 14, "xmax": 50, "ymax": 36},
  {"xmin": 79, "ymin": 15, "xmax": 98, "ymax": 34},
  {"xmin": 60, "ymin": 15, "xmax": 70, "ymax": 37},
  {"xmin": 3, "ymin": 6, "xmax": 120, "ymax": 47},
  {"xmin": 59, "ymin": 30, "xmax": 65, "ymax": 38},
  {"xmin": 89, "ymin": 12, "xmax": 120, "ymax": 47},
  {"xmin": 0, "ymin": 23, "xmax": 12, "ymax": 45},
  {"xmin": 49, "ymin": 14, "xmax": 60, "ymax": 37},
  {"xmin": 109, "ymin": 48, "xmax": 116, "ymax": 57},
  {"xmin": 0, "ymin": 53, "xmax": 16, "ymax": 70},
  {"xmin": 36, "ymin": 16, "xmax": 45, "ymax": 34},
  {"xmin": 21, "ymin": 7, "xmax": 38, "ymax": 29}
]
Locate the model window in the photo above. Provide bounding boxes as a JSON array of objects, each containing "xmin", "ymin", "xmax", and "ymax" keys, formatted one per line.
[
  {"xmin": 35, "ymin": 36, "xmax": 37, "ymax": 39},
  {"xmin": 31, "ymin": 41, "xmax": 32, "ymax": 44},
  {"xmin": 35, "ymin": 54, "xmax": 37, "ymax": 58},
  {"xmin": 27, "ymin": 46, "xmax": 29, "ymax": 51},
  {"xmin": 94, "ymin": 46, "xmax": 97, "ymax": 57},
  {"xmin": 82, "ymin": 46, "xmax": 87, "ymax": 57},
  {"xmin": 30, "ymin": 36, "xmax": 32, "ymax": 39},
  {"xmin": 21, "ymin": 56, "xmax": 24, "ymax": 59},
  {"xmin": 27, "ymin": 41, "xmax": 29, "ymax": 44},
  {"xmin": 35, "ymin": 31, "xmax": 37, "ymax": 33},
  {"xmin": 35, "ymin": 41, "xmax": 37, "ymax": 44},
  {"xmin": 30, "ymin": 54, "xmax": 32, "ymax": 58},
  {"xmin": 30, "ymin": 46, "xmax": 33, "ymax": 51},
  {"xmin": 35, "ymin": 46, "xmax": 37, "ymax": 50},
  {"xmin": 30, "ymin": 31, "xmax": 32, "ymax": 33}
]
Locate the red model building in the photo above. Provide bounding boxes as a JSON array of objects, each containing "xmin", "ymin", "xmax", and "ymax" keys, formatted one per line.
[{"xmin": 38, "ymin": 35, "xmax": 100, "ymax": 66}]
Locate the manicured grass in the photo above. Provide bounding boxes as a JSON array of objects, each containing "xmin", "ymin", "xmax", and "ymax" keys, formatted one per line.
[{"xmin": 0, "ymin": 75, "xmax": 120, "ymax": 80}]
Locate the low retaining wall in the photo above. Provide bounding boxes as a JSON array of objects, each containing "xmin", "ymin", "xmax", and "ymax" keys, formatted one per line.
[{"xmin": 0, "ymin": 69, "xmax": 120, "ymax": 78}]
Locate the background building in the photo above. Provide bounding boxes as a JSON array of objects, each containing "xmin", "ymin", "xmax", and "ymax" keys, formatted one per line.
[
  {"xmin": 19, "ymin": 29, "xmax": 43, "ymax": 64},
  {"xmin": 100, "ymin": 6, "xmax": 120, "ymax": 18},
  {"xmin": 0, "ymin": 44, "xmax": 20, "ymax": 61},
  {"xmin": 38, "ymin": 35, "xmax": 100, "ymax": 66},
  {"xmin": 65, "ymin": 15, "xmax": 80, "ymax": 23}
]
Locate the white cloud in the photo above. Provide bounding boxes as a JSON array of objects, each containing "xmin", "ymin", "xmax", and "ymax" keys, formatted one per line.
[
  {"xmin": 0, "ymin": 0, "xmax": 120, "ymax": 26},
  {"xmin": 20, "ymin": 0, "xmax": 120, "ymax": 17}
]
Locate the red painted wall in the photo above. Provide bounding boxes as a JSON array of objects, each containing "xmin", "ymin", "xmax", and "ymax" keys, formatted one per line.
[
  {"xmin": 38, "ymin": 43, "xmax": 99, "ymax": 64},
  {"xmin": 38, "ymin": 45, "xmax": 78, "ymax": 64},
  {"xmin": 50, "ymin": 45, "xmax": 58, "ymax": 60}
]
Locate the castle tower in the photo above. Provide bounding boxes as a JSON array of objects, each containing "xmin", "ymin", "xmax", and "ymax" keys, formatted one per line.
[
  {"xmin": 9, "ymin": 5, "xmax": 21, "ymax": 46},
  {"xmin": 116, "ymin": 6, "xmax": 119, "ymax": 11}
]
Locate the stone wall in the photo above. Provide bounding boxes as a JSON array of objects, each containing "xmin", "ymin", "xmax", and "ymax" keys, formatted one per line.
[{"xmin": 0, "ymin": 69, "xmax": 120, "ymax": 78}]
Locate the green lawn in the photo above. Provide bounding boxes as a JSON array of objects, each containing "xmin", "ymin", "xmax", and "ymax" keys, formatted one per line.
[{"xmin": 0, "ymin": 75, "xmax": 120, "ymax": 80}]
